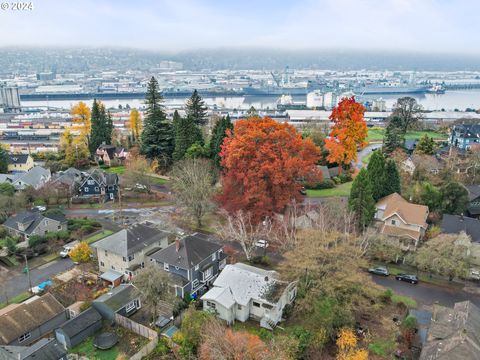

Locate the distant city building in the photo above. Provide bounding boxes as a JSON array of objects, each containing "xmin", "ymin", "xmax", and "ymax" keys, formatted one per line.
[
  {"xmin": 306, "ymin": 90, "xmax": 323, "ymax": 108},
  {"xmin": 0, "ymin": 83, "xmax": 21, "ymax": 113},
  {"xmin": 36, "ymin": 72, "xmax": 56, "ymax": 81},
  {"xmin": 372, "ymin": 98, "xmax": 386, "ymax": 111}
]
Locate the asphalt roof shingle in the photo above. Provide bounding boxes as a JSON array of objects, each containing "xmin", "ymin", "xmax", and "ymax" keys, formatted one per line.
[
  {"xmin": 57, "ymin": 307, "xmax": 101, "ymax": 338},
  {"xmin": 441, "ymin": 214, "xmax": 480, "ymax": 243},
  {"xmin": 91, "ymin": 223, "xmax": 169, "ymax": 257},
  {"xmin": 0, "ymin": 294, "xmax": 65, "ymax": 345},
  {"xmin": 149, "ymin": 233, "xmax": 223, "ymax": 269}
]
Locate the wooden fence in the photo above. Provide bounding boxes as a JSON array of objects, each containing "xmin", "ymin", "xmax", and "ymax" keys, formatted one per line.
[{"xmin": 114, "ymin": 313, "xmax": 158, "ymax": 360}]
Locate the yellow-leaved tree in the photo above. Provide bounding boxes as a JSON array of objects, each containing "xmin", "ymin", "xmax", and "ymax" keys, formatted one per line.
[
  {"xmin": 71, "ymin": 101, "xmax": 91, "ymax": 150},
  {"xmin": 336, "ymin": 328, "xmax": 368, "ymax": 360},
  {"xmin": 69, "ymin": 242, "xmax": 92, "ymax": 264},
  {"xmin": 127, "ymin": 109, "xmax": 142, "ymax": 143},
  {"xmin": 60, "ymin": 128, "xmax": 90, "ymax": 167}
]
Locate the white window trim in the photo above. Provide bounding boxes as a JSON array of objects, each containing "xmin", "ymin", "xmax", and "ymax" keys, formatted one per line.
[
  {"xmin": 125, "ymin": 301, "xmax": 136, "ymax": 312},
  {"xmin": 18, "ymin": 332, "xmax": 31, "ymax": 343},
  {"xmin": 192, "ymin": 278, "xmax": 199, "ymax": 288}
]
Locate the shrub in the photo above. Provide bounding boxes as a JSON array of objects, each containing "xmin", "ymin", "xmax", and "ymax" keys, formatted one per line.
[
  {"xmin": 153, "ymin": 337, "xmax": 170, "ymax": 356},
  {"xmin": 28, "ymin": 235, "xmax": 47, "ymax": 248},
  {"xmin": 332, "ymin": 176, "xmax": 342, "ymax": 185},
  {"xmin": 56, "ymin": 230, "xmax": 70, "ymax": 241},
  {"xmin": 380, "ymin": 289, "xmax": 393, "ymax": 304},
  {"xmin": 289, "ymin": 326, "xmax": 313, "ymax": 359},
  {"xmin": 249, "ymin": 255, "xmax": 272, "ymax": 267},
  {"xmin": 307, "ymin": 180, "xmax": 335, "ymax": 190},
  {"xmin": 80, "ymin": 301, "xmax": 92, "ymax": 311},
  {"xmin": 4, "ymin": 237, "xmax": 17, "ymax": 255},
  {"xmin": 338, "ymin": 172, "xmax": 352, "ymax": 183}
]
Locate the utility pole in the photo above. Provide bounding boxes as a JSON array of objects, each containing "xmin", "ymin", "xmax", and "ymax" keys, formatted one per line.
[{"xmin": 24, "ymin": 254, "xmax": 33, "ymax": 293}]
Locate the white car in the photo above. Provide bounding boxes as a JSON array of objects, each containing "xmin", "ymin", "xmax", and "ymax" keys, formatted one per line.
[
  {"xmin": 34, "ymin": 205, "xmax": 46, "ymax": 212},
  {"xmin": 255, "ymin": 239, "xmax": 269, "ymax": 248}
]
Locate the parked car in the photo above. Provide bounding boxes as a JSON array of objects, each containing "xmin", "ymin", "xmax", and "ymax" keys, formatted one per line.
[
  {"xmin": 395, "ymin": 274, "xmax": 418, "ymax": 284},
  {"xmin": 33, "ymin": 205, "xmax": 46, "ymax": 212},
  {"xmin": 255, "ymin": 239, "xmax": 269, "ymax": 248},
  {"xmin": 368, "ymin": 267, "xmax": 389, "ymax": 276},
  {"xmin": 59, "ymin": 241, "xmax": 79, "ymax": 258}
]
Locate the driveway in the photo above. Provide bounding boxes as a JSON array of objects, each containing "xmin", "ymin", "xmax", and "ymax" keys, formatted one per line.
[
  {"xmin": 371, "ymin": 275, "xmax": 480, "ymax": 308},
  {"xmin": 356, "ymin": 143, "xmax": 382, "ymax": 169},
  {"xmin": 0, "ymin": 257, "xmax": 74, "ymax": 303}
]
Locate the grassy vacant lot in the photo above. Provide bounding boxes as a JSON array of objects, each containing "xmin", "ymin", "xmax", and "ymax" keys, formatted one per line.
[
  {"xmin": 306, "ymin": 181, "xmax": 353, "ymax": 198},
  {"xmin": 84, "ymin": 230, "xmax": 114, "ymax": 244},
  {"xmin": 102, "ymin": 166, "xmax": 126, "ymax": 174},
  {"xmin": 367, "ymin": 128, "xmax": 448, "ymax": 142}
]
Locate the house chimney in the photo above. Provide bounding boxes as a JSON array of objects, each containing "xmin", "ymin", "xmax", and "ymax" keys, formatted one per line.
[
  {"xmin": 175, "ymin": 238, "xmax": 181, "ymax": 252},
  {"xmin": 460, "ymin": 213, "xmax": 464, "ymax": 222}
]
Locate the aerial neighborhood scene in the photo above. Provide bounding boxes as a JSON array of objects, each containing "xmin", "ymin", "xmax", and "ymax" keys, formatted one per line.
[{"xmin": 1, "ymin": 1, "xmax": 480, "ymax": 359}]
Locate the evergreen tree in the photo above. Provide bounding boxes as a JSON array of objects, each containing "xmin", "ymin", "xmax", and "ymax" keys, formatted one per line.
[
  {"xmin": 105, "ymin": 111, "xmax": 114, "ymax": 145},
  {"xmin": 0, "ymin": 145, "xmax": 8, "ymax": 173},
  {"xmin": 349, "ymin": 168, "xmax": 376, "ymax": 230},
  {"xmin": 173, "ymin": 115, "xmax": 203, "ymax": 161},
  {"xmin": 89, "ymin": 99, "xmax": 106, "ymax": 154},
  {"xmin": 172, "ymin": 110, "xmax": 181, "ymax": 132},
  {"xmin": 186, "ymin": 90, "xmax": 208, "ymax": 126},
  {"xmin": 141, "ymin": 77, "xmax": 174, "ymax": 166},
  {"xmin": 366, "ymin": 150, "xmax": 387, "ymax": 201},
  {"xmin": 415, "ymin": 134, "xmax": 436, "ymax": 155},
  {"xmin": 209, "ymin": 114, "xmax": 233, "ymax": 168},
  {"xmin": 383, "ymin": 119, "xmax": 405, "ymax": 154},
  {"xmin": 384, "ymin": 159, "xmax": 401, "ymax": 196},
  {"xmin": 440, "ymin": 181, "xmax": 469, "ymax": 215}
]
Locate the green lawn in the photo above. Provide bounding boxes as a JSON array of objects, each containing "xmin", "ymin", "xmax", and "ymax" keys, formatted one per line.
[
  {"xmin": 391, "ymin": 293, "xmax": 417, "ymax": 309},
  {"xmin": 368, "ymin": 337, "xmax": 396, "ymax": 357},
  {"xmin": 0, "ymin": 291, "xmax": 34, "ymax": 309},
  {"xmin": 102, "ymin": 166, "xmax": 126, "ymax": 174},
  {"xmin": 367, "ymin": 128, "xmax": 448, "ymax": 142},
  {"xmin": 70, "ymin": 336, "xmax": 119, "ymax": 360},
  {"xmin": 84, "ymin": 230, "xmax": 114, "ymax": 244},
  {"xmin": 147, "ymin": 176, "xmax": 169, "ymax": 186},
  {"xmin": 306, "ymin": 181, "xmax": 353, "ymax": 198}
]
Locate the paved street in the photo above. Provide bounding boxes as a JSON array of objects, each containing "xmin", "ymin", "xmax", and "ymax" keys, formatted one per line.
[
  {"xmin": 371, "ymin": 275, "xmax": 480, "ymax": 308},
  {"xmin": 0, "ymin": 258, "xmax": 74, "ymax": 304},
  {"xmin": 356, "ymin": 143, "xmax": 382, "ymax": 169}
]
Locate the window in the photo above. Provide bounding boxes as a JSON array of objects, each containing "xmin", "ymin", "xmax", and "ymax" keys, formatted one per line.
[
  {"xmin": 95, "ymin": 187, "xmax": 99, "ymax": 192},
  {"xmin": 87, "ymin": 180, "xmax": 95, "ymax": 185},
  {"xmin": 192, "ymin": 279, "xmax": 199, "ymax": 288},
  {"xmin": 194, "ymin": 264, "xmax": 199, "ymax": 271},
  {"xmin": 100, "ymin": 261, "xmax": 104, "ymax": 267},
  {"xmin": 104, "ymin": 250, "xmax": 108, "ymax": 257},
  {"xmin": 84, "ymin": 187, "xmax": 89, "ymax": 192},
  {"xmin": 203, "ymin": 267, "xmax": 213, "ymax": 280},
  {"xmin": 211, "ymin": 253, "xmax": 216, "ymax": 261},
  {"xmin": 237, "ymin": 304, "xmax": 242, "ymax": 310},
  {"xmin": 206, "ymin": 301, "xmax": 216, "ymax": 310},
  {"xmin": 391, "ymin": 220, "xmax": 396, "ymax": 225},
  {"xmin": 123, "ymin": 257, "xmax": 126, "ymax": 262},
  {"xmin": 57, "ymin": 225, "xmax": 61, "ymax": 230},
  {"xmin": 18, "ymin": 332, "xmax": 31, "ymax": 343},
  {"xmin": 111, "ymin": 265, "xmax": 115, "ymax": 270},
  {"xmin": 164, "ymin": 263, "xmax": 169, "ymax": 271},
  {"xmin": 252, "ymin": 301, "xmax": 261, "ymax": 308},
  {"xmin": 141, "ymin": 262, "xmax": 144, "ymax": 268},
  {"xmin": 125, "ymin": 301, "xmax": 136, "ymax": 313}
]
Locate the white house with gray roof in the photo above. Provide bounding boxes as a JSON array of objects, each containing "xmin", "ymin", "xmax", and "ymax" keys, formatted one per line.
[
  {"xmin": 91, "ymin": 223, "xmax": 169, "ymax": 282},
  {"xmin": 201, "ymin": 263, "xmax": 297, "ymax": 329},
  {"xmin": 11, "ymin": 166, "xmax": 51, "ymax": 190}
]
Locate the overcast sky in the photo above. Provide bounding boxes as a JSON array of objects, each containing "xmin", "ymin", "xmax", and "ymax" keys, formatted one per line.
[{"xmin": 0, "ymin": 0, "xmax": 478, "ymax": 54}]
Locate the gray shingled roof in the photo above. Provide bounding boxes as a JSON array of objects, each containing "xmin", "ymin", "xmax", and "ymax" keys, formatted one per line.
[
  {"xmin": 465, "ymin": 185, "xmax": 480, "ymax": 201},
  {"xmin": 94, "ymin": 284, "xmax": 140, "ymax": 312},
  {"xmin": 91, "ymin": 223, "xmax": 169, "ymax": 257},
  {"xmin": 0, "ymin": 338, "xmax": 67, "ymax": 360},
  {"xmin": 13, "ymin": 166, "xmax": 50, "ymax": 188},
  {"xmin": 149, "ymin": 233, "xmax": 222, "ymax": 269},
  {"xmin": 440, "ymin": 214, "xmax": 480, "ymax": 243},
  {"xmin": 420, "ymin": 301, "xmax": 480, "ymax": 360},
  {"xmin": 8, "ymin": 154, "xmax": 29, "ymax": 165},
  {"xmin": 57, "ymin": 307, "xmax": 101, "ymax": 338},
  {"xmin": 0, "ymin": 293, "xmax": 65, "ymax": 345},
  {"xmin": 3, "ymin": 210, "xmax": 65, "ymax": 235}
]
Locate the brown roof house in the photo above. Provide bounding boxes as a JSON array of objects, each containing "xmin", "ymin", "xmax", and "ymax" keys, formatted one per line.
[
  {"xmin": 374, "ymin": 193, "xmax": 429, "ymax": 250},
  {"xmin": 0, "ymin": 293, "xmax": 67, "ymax": 346},
  {"xmin": 420, "ymin": 301, "xmax": 480, "ymax": 360}
]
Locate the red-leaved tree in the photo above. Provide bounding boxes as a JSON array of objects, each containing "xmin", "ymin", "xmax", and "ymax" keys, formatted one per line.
[
  {"xmin": 218, "ymin": 116, "xmax": 320, "ymax": 222},
  {"xmin": 325, "ymin": 97, "xmax": 368, "ymax": 167}
]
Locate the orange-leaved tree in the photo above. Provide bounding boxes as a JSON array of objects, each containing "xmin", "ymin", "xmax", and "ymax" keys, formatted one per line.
[
  {"xmin": 336, "ymin": 328, "xmax": 369, "ymax": 360},
  {"xmin": 218, "ymin": 116, "xmax": 320, "ymax": 222},
  {"xmin": 325, "ymin": 97, "xmax": 367, "ymax": 168},
  {"xmin": 199, "ymin": 322, "xmax": 269, "ymax": 360}
]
